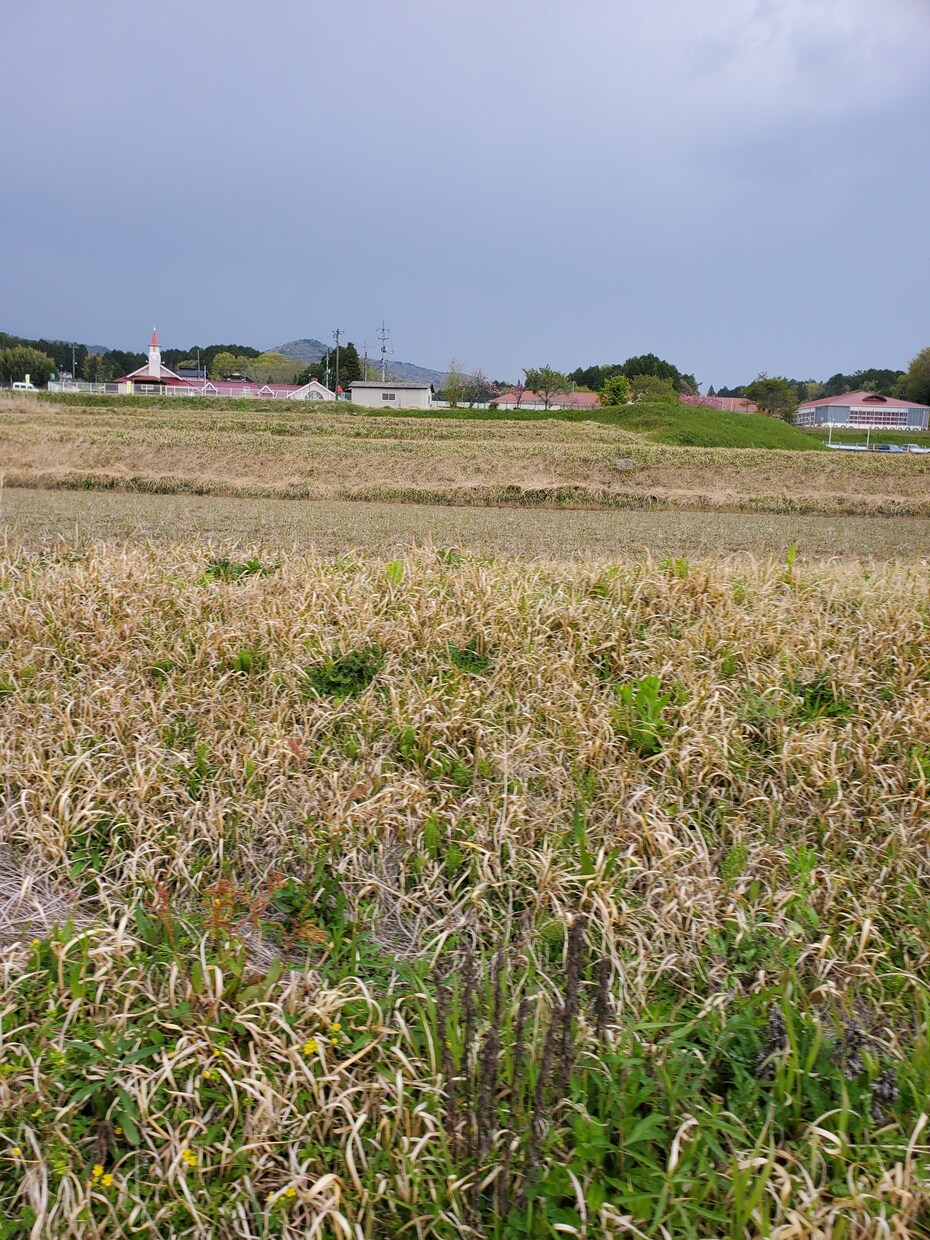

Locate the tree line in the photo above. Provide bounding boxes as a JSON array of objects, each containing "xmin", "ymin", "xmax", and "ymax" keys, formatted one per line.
[
  {"xmin": 435, "ymin": 353, "xmax": 697, "ymax": 408},
  {"xmin": 714, "ymin": 353, "xmax": 930, "ymax": 420},
  {"xmin": 3, "ymin": 328, "xmax": 929, "ymax": 417}
]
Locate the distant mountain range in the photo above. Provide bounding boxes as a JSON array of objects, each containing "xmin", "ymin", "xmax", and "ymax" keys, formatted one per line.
[
  {"xmin": 5, "ymin": 329, "xmax": 449, "ymax": 388},
  {"xmin": 276, "ymin": 338, "xmax": 447, "ymax": 388}
]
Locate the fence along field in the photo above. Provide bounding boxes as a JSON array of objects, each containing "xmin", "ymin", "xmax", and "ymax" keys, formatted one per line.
[{"xmin": 1, "ymin": 543, "xmax": 929, "ymax": 1236}]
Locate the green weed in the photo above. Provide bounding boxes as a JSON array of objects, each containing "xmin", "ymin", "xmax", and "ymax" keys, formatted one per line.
[
  {"xmin": 302, "ymin": 646, "xmax": 382, "ymax": 699},
  {"xmin": 612, "ymin": 674, "xmax": 672, "ymax": 756}
]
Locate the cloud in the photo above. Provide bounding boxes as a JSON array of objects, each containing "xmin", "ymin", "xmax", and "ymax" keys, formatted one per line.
[{"xmin": 677, "ymin": 0, "xmax": 930, "ymax": 123}]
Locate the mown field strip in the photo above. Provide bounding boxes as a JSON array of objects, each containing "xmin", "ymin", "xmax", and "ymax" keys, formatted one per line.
[{"xmin": 4, "ymin": 485, "xmax": 930, "ymax": 559}]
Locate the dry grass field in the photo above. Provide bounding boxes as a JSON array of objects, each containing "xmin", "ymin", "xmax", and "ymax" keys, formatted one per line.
[
  {"xmin": 2, "ymin": 543, "xmax": 930, "ymax": 1237},
  {"xmin": 5, "ymin": 396, "xmax": 930, "ymax": 515},
  {"xmin": 4, "ymin": 484, "xmax": 930, "ymax": 561}
]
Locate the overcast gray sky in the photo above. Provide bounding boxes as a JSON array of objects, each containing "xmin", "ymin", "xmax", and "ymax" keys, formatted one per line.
[{"xmin": 3, "ymin": 0, "xmax": 929, "ymax": 387}]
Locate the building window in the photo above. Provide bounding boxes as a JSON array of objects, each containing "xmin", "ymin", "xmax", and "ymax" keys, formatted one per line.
[
  {"xmin": 382, "ymin": 392, "xmax": 396, "ymax": 401},
  {"xmin": 850, "ymin": 409, "xmax": 907, "ymax": 427}
]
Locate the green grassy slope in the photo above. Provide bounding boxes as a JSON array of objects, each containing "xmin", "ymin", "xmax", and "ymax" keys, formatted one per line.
[
  {"xmin": 34, "ymin": 392, "xmax": 823, "ymax": 450},
  {"xmin": 603, "ymin": 401, "xmax": 823, "ymax": 448},
  {"xmin": 364, "ymin": 400, "xmax": 823, "ymax": 448}
]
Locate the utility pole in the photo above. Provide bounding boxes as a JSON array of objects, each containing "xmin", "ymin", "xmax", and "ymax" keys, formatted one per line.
[
  {"xmin": 333, "ymin": 328, "xmax": 343, "ymax": 400},
  {"xmin": 71, "ymin": 342, "xmax": 76, "ymax": 383},
  {"xmin": 378, "ymin": 321, "xmax": 391, "ymax": 382}
]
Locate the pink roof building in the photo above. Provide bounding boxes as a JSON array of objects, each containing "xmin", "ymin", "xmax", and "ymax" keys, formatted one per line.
[
  {"xmin": 495, "ymin": 389, "xmax": 600, "ymax": 410},
  {"xmin": 680, "ymin": 393, "xmax": 759, "ymax": 413},
  {"xmin": 795, "ymin": 390, "xmax": 929, "ymax": 430},
  {"xmin": 114, "ymin": 330, "xmax": 336, "ymax": 400}
]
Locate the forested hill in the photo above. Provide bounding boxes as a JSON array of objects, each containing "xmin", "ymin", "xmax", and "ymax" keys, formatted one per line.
[{"xmin": 276, "ymin": 338, "xmax": 447, "ymax": 387}]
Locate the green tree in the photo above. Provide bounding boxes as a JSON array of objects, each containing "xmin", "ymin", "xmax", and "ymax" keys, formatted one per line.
[
  {"xmin": 82, "ymin": 353, "xmax": 105, "ymax": 382},
  {"xmin": 0, "ymin": 333, "xmax": 86, "ymax": 378},
  {"xmin": 901, "ymin": 347, "xmax": 930, "ymax": 406},
  {"xmin": 244, "ymin": 352, "xmax": 301, "ymax": 383},
  {"xmin": 570, "ymin": 355, "xmax": 696, "ymax": 394},
  {"xmin": 317, "ymin": 342, "xmax": 361, "ymax": 392},
  {"xmin": 742, "ymin": 373, "xmax": 797, "ymax": 420},
  {"xmin": 524, "ymin": 365, "xmax": 568, "ymax": 410},
  {"xmin": 630, "ymin": 374, "xmax": 678, "ymax": 402},
  {"xmin": 101, "ymin": 350, "xmax": 146, "ymax": 380},
  {"xmin": 599, "ymin": 374, "xmax": 632, "ymax": 406},
  {"xmin": 210, "ymin": 352, "xmax": 243, "ymax": 380},
  {"xmin": 0, "ymin": 346, "xmax": 55, "ymax": 386},
  {"xmin": 569, "ymin": 363, "xmax": 623, "ymax": 391},
  {"xmin": 443, "ymin": 359, "xmax": 467, "ymax": 407}
]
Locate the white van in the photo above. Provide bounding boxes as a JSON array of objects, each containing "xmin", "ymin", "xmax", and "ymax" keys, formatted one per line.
[{"xmin": 11, "ymin": 381, "xmax": 37, "ymax": 391}]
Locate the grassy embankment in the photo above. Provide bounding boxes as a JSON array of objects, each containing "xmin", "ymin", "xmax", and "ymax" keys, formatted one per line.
[
  {"xmin": 7, "ymin": 395, "xmax": 930, "ymax": 516},
  {"xmin": 1, "ymin": 545, "xmax": 930, "ymax": 1236},
  {"xmin": 34, "ymin": 391, "xmax": 819, "ymax": 449}
]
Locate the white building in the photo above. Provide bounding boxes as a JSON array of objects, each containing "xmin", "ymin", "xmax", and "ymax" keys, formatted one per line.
[
  {"xmin": 795, "ymin": 390, "xmax": 930, "ymax": 431},
  {"xmin": 348, "ymin": 380, "xmax": 434, "ymax": 409},
  {"xmin": 287, "ymin": 379, "xmax": 335, "ymax": 401},
  {"xmin": 116, "ymin": 328, "xmax": 186, "ymax": 393}
]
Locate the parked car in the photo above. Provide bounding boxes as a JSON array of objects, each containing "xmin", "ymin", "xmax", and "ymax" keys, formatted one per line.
[
  {"xmin": 11, "ymin": 381, "xmax": 37, "ymax": 391},
  {"xmin": 904, "ymin": 444, "xmax": 930, "ymax": 454},
  {"xmin": 876, "ymin": 444, "xmax": 904, "ymax": 452}
]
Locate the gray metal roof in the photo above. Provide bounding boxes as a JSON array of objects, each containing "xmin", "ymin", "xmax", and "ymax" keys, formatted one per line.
[{"xmin": 349, "ymin": 380, "xmax": 434, "ymax": 390}]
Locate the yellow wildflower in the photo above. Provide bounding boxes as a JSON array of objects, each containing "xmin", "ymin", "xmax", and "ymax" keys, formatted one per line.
[
  {"xmin": 330, "ymin": 1036, "xmax": 340, "ymax": 1046},
  {"xmin": 11, "ymin": 1148, "xmax": 22, "ymax": 1158},
  {"xmin": 114, "ymin": 1127, "xmax": 123, "ymax": 1135},
  {"xmin": 91, "ymin": 1164, "xmax": 103, "ymax": 1179},
  {"xmin": 302, "ymin": 1038, "xmax": 318, "ymax": 1056},
  {"xmin": 330, "ymin": 1021, "xmax": 341, "ymax": 1032},
  {"xmin": 285, "ymin": 1185, "xmax": 297, "ymax": 1198},
  {"xmin": 101, "ymin": 1173, "xmax": 114, "ymax": 1188}
]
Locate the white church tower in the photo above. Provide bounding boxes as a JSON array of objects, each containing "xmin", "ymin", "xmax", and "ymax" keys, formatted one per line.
[
  {"xmin": 116, "ymin": 327, "xmax": 184, "ymax": 391},
  {"xmin": 147, "ymin": 328, "xmax": 162, "ymax": 376}
]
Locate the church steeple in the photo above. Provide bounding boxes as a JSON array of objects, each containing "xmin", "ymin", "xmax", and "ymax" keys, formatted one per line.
[{"xmin": 148, "ymin": 327, "xmax": 161, "ymax": 376}]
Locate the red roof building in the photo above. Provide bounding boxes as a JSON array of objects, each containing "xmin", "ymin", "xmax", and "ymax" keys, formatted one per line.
[
  {"xmin": 114, "ymin": 330, "xmax": 336, "ymax": 400},
  {"xmin": 795, "ymin": 390, "xmax": 930, "ymax": 430},
  {"xmin": 115, "ymin": 328, "xmax": 187, "ymax": 391},
  {"xmin": 680, "ymin": 393, "xmax": 759, "ymax": 413},
  {"xmin": 495, "ymin": 389, "xmax": 600, "ymax": 410}
]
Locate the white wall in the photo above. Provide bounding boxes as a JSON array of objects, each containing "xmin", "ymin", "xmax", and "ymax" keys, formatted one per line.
[{"xmin": 349, "ymin": 386, "xmax": 432, "ymax": 409}]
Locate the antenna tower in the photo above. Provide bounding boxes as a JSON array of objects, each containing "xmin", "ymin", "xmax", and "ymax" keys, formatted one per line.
[{"xmin": 377, "ymin": 321, "xmax": 392, "ymax": 382}]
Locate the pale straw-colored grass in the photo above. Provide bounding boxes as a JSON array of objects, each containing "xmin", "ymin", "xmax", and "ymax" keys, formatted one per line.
[
  {"xmin": 4, "ymin": 395, "xmax": 930, "ymax": 514},
  {"xmin": 0, "ymin": 543, "xmax": 929, "ymax": 1236}
]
